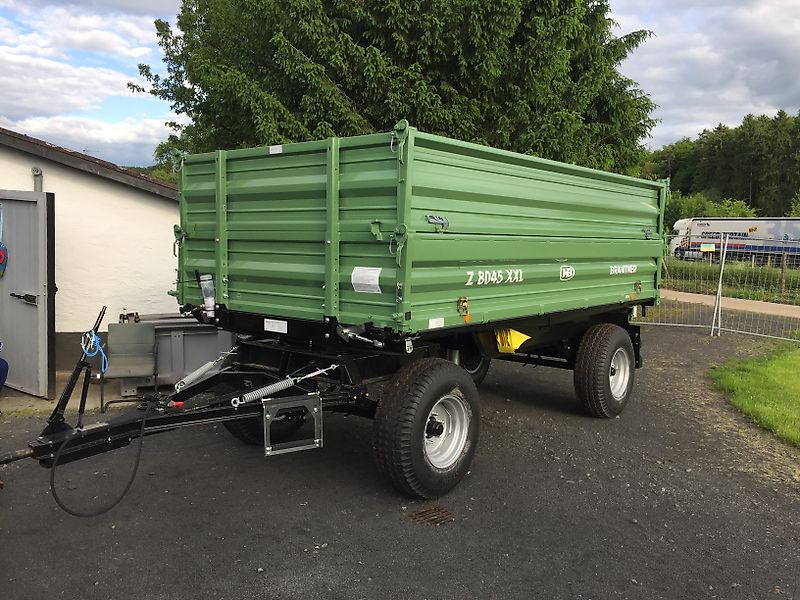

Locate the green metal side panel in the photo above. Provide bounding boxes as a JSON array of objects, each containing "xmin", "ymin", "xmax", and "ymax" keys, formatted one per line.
[
  {"xmin": 336, "ymin": 134, "xmax": 403, "ymax": 328},
  {"xmin": 177, "ymin": 133, "xmax": 402, "ymax": 328},
  {"xmin": 224, "ymin": 141, "xmax": 329, "ymax": 321},
  {"xmin": 178, "ymin": 152, "xmax": 217, "ymax": 304},
  {"xmin": 401, "ymin": 132, "xmax": 667, "ymax": 333},
  {"xmin": 176, "ymin": 124, "xmax": 667, "ymax": 337}
]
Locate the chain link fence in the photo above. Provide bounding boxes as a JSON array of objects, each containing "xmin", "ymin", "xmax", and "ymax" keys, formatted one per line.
[{"xmin": 636, "ymin": 234, "xmax": 800, "ymax": 342}]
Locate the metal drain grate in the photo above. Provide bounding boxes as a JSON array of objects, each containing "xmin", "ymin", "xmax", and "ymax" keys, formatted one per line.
[{"xmin": 408, "ymin": 504, "xmax": 455, "ymax": 526}]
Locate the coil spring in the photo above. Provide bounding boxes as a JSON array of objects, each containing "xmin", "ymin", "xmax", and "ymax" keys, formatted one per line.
[{"xmin": 238, "ymin": 377, "xmax": 295, "ymax": 404}]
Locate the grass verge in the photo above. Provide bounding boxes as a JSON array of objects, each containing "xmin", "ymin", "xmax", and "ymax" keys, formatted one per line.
[
  {"xmin": 709, "ymin": 345, "xmax": 800, "ymax": 447},
  {"xmin": 665, "ymin": 259, "xmax": 800, "ymax": 306}
]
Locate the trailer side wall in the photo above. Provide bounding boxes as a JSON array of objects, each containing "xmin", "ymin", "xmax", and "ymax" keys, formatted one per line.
[
  {"xmin": 401, "ymin": 132, "xmax": 666, "ymax": 333},
  {"xmin": 177, "ymin": 126, "xmax": 667, "ymax": 336}
]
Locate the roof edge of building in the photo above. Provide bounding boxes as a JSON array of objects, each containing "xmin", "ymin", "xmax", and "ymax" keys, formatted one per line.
[{"xmin": 0, "ymin": 126, "xmax": 179, "ymax": 201}]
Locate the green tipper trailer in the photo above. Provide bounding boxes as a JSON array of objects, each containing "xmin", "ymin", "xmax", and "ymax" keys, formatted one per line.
[
  {"xmin": 176, "ymin": 120, "xmax": 666, "ymax": 336},
  {"xmin": 0, "ymin": 122, "xmax": 669, "ymax": 508},
  {"xmin": 170, "ymin": 120, "xmax": 668, "ymax": 499}
]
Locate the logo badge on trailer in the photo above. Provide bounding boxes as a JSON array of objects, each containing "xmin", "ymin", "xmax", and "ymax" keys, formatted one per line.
[{"xmin": 559, "ymin": 265, "xmax": 575, "ymax": 281}]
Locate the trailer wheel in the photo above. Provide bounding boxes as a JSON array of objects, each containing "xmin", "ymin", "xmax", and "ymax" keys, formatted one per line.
[
  {"xmin": 222, "ymin": 412, "xmax": 305, "ymax": 446},
  {"xmin": 460, "ymin": 350, "xmax": 491, "ymax": 386},
  {"xmin": 574, "ymin": 323, "xmax": 635, "ymax": 418},
  {"xmin": 373, "ymin": 358, "xmax": 480, "ymax": 499}
]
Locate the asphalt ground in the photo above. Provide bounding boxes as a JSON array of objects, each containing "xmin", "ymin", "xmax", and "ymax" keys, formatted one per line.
[{"xmin": 1, "ymin": 327, "xmax": 798, "ymax": 600}]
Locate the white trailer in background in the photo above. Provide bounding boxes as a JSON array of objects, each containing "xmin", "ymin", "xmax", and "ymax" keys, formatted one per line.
[{"xmin": 672, "ymin": 217, "xmax": 800, "ymax": 265}]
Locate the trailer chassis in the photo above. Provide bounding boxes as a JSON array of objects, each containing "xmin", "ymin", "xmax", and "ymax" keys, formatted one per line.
[
  {"xmin": 1, "ymin": 304, "xmax": 646, "ymax": 506},
  {"xmin": 0, "ymin": 333, "xmax": 443, "ymax": 469}
]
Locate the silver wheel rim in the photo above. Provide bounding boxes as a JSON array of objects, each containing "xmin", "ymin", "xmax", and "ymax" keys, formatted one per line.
[
  {"xmin": 423, "ymin": 391, "xmax": 470, "ymax": 469},
  {"xmin": 609, "ymin": 347, "xmax": 631, "ymax": 400}
]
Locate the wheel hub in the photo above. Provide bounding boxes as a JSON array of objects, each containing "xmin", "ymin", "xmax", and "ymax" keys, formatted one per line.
[
  {"xmin": 426, "ymin": 417, "xmax": 445, "ymax": 438},
  {"xmin": 609, "ymin": 347, "xmax": 631, "ymax": 400},
  {"xmin": 423, "ymin": 392, "xmax": 470, "ymax": 469}
]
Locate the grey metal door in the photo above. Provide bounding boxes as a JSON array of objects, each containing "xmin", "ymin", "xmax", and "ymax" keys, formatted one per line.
[{"xmin": 0, "ymin": 190, "xmax": 55, "ymax": 398}]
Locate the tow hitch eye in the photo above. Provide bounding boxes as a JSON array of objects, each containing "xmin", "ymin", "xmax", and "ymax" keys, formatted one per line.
[{"xmin": 426, "ymin": 416, "xmax": 444, "ymax": 438}]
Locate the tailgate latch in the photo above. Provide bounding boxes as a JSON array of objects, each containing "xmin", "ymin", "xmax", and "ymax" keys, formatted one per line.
[{"xmin": 426, "ymin": 214, "xmax": 449, "ymax": 232}]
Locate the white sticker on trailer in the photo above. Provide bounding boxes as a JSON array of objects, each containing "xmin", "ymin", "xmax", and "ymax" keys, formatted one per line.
[
  {"xmin": 268, "ymin": 144, "xmax": 283, "ymax": 155},
  {"xmin": 263, "ymin": 318, "xmax": 288, "ymax": 334},
  {"xmin": 351, "ymin": 267, "xmax": 382, "ymax": 294},
  {"xmin": 428, "ymin": 317, "xmax": 445, "ymax": 329}
]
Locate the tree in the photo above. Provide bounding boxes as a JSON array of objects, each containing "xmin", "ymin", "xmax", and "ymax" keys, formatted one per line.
[
  {"xmin": 133, "ymin": 0, "xmax": 655, "ymax": 172},
  {"xmin": 664, "ymin": 191, "xmax": 756, "ymax": 230},
  {"xmin": 787, "ymin": 191, "xmax": 800, "ymax": 217},
  {"xmin": 639, "ymin": 110, "xmax": 800, "ymax": 217},
  {"xmin": 643, "ymin": 137, "xmax": 697, "ymax": 191},
  {"xmin": 758, "ymin": 110, "xmax": 796, "ymax": 216}
]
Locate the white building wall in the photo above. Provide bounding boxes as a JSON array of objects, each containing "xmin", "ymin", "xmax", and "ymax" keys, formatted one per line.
[{"xmin": 0, "ymin": 146, "xmax": 179, "ymax": 331}]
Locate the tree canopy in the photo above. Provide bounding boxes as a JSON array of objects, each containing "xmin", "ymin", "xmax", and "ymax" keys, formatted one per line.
[
  {"xmin": 639, "ymin": 111, "xmax": 800, "ymax": 217},
  {"xmin": 133, "ymin": 0, "xmax": 655, "ymax": 172},
  {"xmin": 663, "ymin": 191, "xmax": 756, "ymax": 232}
]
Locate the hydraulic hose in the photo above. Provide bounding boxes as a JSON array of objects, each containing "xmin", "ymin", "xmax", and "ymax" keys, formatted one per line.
[{"xmin": 49, "ymin": 403, "xmax": 151, "ymax": 518}]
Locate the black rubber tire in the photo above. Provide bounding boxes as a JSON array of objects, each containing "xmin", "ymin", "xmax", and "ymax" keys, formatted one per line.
[
  {"xmin": 460, "ymin": 350, "xmax": 491, "ymax": 386},
  {"xmin": 573, "ymin": 323, "xmax": 636, "ymax": 418},
  {"xmin": 372, "ymin": 358, "xmax": 480, "ymax": 499},
  {"xmin": 222, "ymin": 412, "xmax": 305, "ymax": 446}
]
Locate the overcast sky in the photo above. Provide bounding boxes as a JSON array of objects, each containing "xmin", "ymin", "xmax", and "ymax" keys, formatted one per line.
[{"xmin": 1, "ymin": 0, "xmax": 798, "ymax": 166}]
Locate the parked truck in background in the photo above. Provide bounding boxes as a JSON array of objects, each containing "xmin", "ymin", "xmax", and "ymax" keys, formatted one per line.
[{"xmin": 672, "ymin": 217, "xmax": 800, "ymax": 265}]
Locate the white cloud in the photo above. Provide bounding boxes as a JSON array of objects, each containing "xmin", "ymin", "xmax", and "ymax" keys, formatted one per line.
[
  {"xmin": 1, "ymin": 3, "xmax": 160, "ymax": 60},
  {"xmin": 0, "ymin": 0, "xmax": 181, "ymax": 17},
  {"xmin": 0, "ymin": 0, "xmax": 175, "ymax": 164},
  {"xmin": 50, "ymin": 27, "xmax": 152, "ymax": 58},
  {"xmin": 613, "ymin": 0, "xmax": 800, "ymax": 148},
  {"xmin": 0, "ymin": 46, "xmax": 133, "ymax": 120}
]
